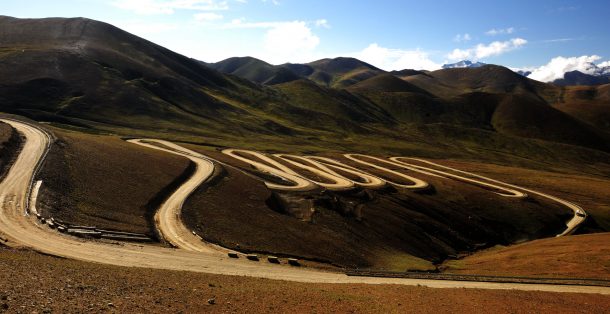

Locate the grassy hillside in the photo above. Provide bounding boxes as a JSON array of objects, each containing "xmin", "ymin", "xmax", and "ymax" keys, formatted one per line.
[
  {"xmin": 207, "ymin": 56, "xmax": 301, "ymax": 85},
  {"xmin": 210, "ymin": 56, "xmax": 383, "ymax": 88},
  {"xmin": 1, "ymin": 16, "xmax": 609, "ymax": 163}
]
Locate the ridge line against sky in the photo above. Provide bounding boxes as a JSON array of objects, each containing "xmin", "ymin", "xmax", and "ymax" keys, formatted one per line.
[{"xmin": 2, "ymin": 0, "xmax": 609, "ymax": 81}]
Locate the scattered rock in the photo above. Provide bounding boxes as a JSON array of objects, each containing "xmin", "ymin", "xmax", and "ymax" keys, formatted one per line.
[
  {"xmin": 108, "ymin": 302, "xmax": 115, "ymax": 308},
  {"xmin": 207, "ymin": 298, "xmax": 216, "ymax": 305}
]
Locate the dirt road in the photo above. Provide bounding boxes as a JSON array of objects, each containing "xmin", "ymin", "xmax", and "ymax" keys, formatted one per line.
[
  {"xmin": 398, "ymin": 158, "xmax": 586, "ymax": 236},
  {"xmin": 0, "ymin": 119, "xmax": 605, "ymax": 295},
  {"xmin": 127, "ymin": 139, "xmax": 226, "ymax": 253}
]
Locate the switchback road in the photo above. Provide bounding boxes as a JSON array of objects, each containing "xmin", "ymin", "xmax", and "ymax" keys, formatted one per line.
[{"xmin": 0, "ymin": 119, "xmax": 603, "ymax": 295}]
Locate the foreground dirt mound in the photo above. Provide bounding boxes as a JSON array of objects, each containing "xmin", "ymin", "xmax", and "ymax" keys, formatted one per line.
[{"xmin": 0, "ymin": 247, "xmax": 608, "ymax": 313}]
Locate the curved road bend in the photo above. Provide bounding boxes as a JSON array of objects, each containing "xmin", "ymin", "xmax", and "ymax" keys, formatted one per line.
[
  {"xmin": 221, "ymin": 149, "xmax": 317, "ymax": 191},
  {"xmin": 0, "ymin": 120, "xmax": 606, "ymax": 294},
  {"xmin": 398, "ymin": 158, "xmax": 587, "ymax": 236},
  {"xmin": 386, "ymin": 156, "xmax": 527, "ymax": 198},
  {"xmin": 273, "ymin": 154, "xmax": 354, "ymax": 191},
  {"xmin": 127, "ymin": 139, "xmax": 226, "ymax": 254},
  {"xmin": 303, "ymin": 156, "xmax": 387, "ymax": 189},
  {"xmin": 343, "ymin": 154, "xmax": 430, "ymax": 190}
]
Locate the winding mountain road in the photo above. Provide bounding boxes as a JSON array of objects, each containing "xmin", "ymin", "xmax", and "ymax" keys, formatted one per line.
[
  {"xmin": 0, "ymin": 119, "xmax": 605, "ymax": 295},
  {"xmin": 396, "ymin": 157, "xmax": 586, "ymax": 236},
  {"xmin": 127, "ymin": 139, "xmax": 226, "ymax": 253}
]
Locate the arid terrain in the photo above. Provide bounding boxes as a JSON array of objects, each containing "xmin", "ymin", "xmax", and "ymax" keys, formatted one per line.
[
  {"xmin": 1, "ymin": 14, "xmax": 610, "ymax": 312},
  {"xmin": 1, "ymin": 246, "xmax": 609, "ymax": 313}
]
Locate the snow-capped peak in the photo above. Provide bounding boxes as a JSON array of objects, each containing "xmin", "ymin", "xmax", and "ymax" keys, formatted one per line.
[{"xmin": 442, "ymin": 60, "xmax": 486, "ymax": 69}]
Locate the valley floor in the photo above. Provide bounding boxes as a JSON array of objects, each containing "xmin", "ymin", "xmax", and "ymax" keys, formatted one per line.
[{"xmin": 0, "ymin": 247, "xmax": 609, "ymax": 313}]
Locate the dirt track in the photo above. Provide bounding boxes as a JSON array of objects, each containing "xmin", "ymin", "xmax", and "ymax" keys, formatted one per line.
[
  {"xmin": 127, "ymin": 139, "xmax": 227, "ymax": 253},
  {"xmin": 0, "ymin": 119, "xmax": 605, "ymax": 295}
]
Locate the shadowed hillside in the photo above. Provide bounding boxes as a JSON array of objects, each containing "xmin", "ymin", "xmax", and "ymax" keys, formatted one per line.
[
  {"xmin": 206, "ymin": 56, "xmax": 301, "ymax": 85},
  {"xmin": 210, "ymin": 56, "xmax": 384, "ymax": 88},
  {"xmin": 553, "ymin": 84, "xmax": 610, "ymax": 133},
  {"xmin": 1, "ymin": 16, "xmax": 610, "ymax": 168}
]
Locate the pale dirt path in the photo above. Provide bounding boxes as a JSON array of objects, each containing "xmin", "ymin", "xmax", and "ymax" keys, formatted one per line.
[
  {"xmin": 388, "ymin": 156, "xmax": 527, "ymax": 198},
  {"xmin": 400, "ymin": 158, "xmax": 586, "ymax": 236},
  {"xmin": 0, "ymin": 119, "xmax": 605, "ymax": 295},
  {"xmin": 304, "ymin": 156, "xmax": 387, "ymax": 188},
  {"xmin": 127, "ymin": 139, "xmax": 226, "ymax": 254},
  {"xmin": 273, "ymin": 154, "xmax": 354, "ymax": 190},
  {"xmin": 343, "ymin": 154, "xmax": 430, "ymax": 190},
  {"xmin": 221, "ymin": 149, "xmax": 321, "ymax": 191}
]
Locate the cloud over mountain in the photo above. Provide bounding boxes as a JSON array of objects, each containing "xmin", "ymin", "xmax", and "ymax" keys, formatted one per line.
[
  {"xmin": 528, "ymin": 55, "xmax": 609, "ymax": 82},
  {"xmin": 447, "ymin": 38, "xmax": 527, "ymax": 61}
]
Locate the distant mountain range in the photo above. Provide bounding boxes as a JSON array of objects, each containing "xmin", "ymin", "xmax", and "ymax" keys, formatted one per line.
[
  {"xmin": 1, "ymin": 15, "xmax": 610, "ymax": 154},
  {"xmin": 441, "ymin": 59, "xmax": 610, "ymax": 86},
  {"xmin": 208, "ymin": 56, "xmax": 610, "ymax": 87},
  {"xmin": 205, "ymin": 56, "xmax": 383, "ymax": 88},
  {"xmin": 552, "ymin": 70, "xmax": 610, "ymax": 86}
]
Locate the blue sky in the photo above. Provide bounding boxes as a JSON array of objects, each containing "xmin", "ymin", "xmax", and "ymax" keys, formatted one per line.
[{"xmin": 2, "ymin": 0, "xmax": 610, "ymax": 79}]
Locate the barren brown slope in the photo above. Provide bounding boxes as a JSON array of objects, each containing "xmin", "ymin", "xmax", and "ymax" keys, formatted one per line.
[
  {"xmin": 553, "ymin": 84, "xmax": 610, "ymax": 133},
  {"xmin": 2, "ymin": 247, "xmax": 609, "ymax": 313},
  {"xmin": 0, "ymin": 121, "xmax": 22, "ymax": 179},
  {"xmin": 422, "ymin": 159, "xmax": 610, "ymax": 231},
  {"xmin": 36, "ymin": 127, "xmax": 191, "ymax": 236},
  {"xmin": 490, "ymin": 93, "xmax": 610, "ymax": 151},
  {"xmin": 443, "ymin": 232, "xmax": 610, "ymax": 279}
]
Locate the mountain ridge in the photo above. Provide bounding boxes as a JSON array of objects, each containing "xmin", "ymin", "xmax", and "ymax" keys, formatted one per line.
[{"xmin": 1, "ymin": 15, "xmax": 610, "ymax": 155}]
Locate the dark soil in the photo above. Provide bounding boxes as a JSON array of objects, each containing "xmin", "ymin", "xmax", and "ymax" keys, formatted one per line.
[
  {"xmin": 36, "ymin": 127, "xmax": 191, "ymax": 236},
  {"xmin": 0, "ymin": 121, "xmax": 22, "ymax": 180},
  {"xmin": 180, "ymin": 149, "xmax": 570, "ymax": 270}
]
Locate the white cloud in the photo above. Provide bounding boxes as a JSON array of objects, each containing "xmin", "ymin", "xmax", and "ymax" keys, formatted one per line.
[
  {"xmin": 194, "ymin": 12, "xmax": 223, "ymax": 22},
  {"xmin": 453, "ymin": 33, "xmax": 471, "ymax": 42},
  {"xmin": 112, "ymin": 0, "xmax": 228, "ymax": 15},
  {"xmin": 262, "ymin": 21, "xmax": 320, "ymax": 64},
  {"xmin": 315, "ymin": 19, "xmax": 329, "ymax": 28},
  {"xmin": 485, "ymin": 27, "xmax": 515, "ymax": 36},
  {"xmin": 528, "ymin": 55, "xmax": 604, "ymax": 82},
  {"xmin": 447, "ymin": 38, "xmax": 527, "ymax": 61},
  {"xmin": 355, "ymin": 43, "xmax": 442, "ymax": 71},
  {"xmin": 598, "ymin": 60, "xmax": 610, "ymax": 68}
]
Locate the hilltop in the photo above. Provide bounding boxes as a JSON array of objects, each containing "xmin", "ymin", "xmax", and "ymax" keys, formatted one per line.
[{"xmin": 1, "ymin": 15, "xmax": 610, "ymax": 164}]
